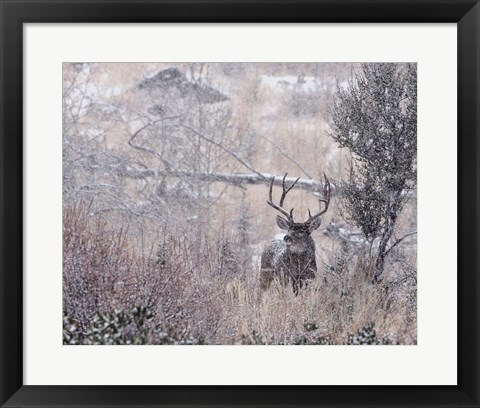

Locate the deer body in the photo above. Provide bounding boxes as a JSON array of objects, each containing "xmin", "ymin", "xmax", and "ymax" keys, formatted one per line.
[{"xmin": 260, "ymin": 174, "xmax": 330, "ymax": 294}]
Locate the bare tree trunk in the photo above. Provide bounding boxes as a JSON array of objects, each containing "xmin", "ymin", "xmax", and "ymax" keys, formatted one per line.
[{"xmin": 372, "ymin": 199, "xmax": 399, "ymax": 282}]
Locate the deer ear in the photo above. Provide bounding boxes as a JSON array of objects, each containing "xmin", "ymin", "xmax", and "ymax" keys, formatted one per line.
[
  {"xmin": 308, "ymin": 217, "xmax": 322, "ymax": 232},
  {"xmin": 276, "ymin": 215, "xmax": 290, "ymax": 230}
]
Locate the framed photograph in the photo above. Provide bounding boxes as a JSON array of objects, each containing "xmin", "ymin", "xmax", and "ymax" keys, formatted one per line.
[{"xmin": 1, "ymin": 0, "xmax": 478, "ymax": 407}]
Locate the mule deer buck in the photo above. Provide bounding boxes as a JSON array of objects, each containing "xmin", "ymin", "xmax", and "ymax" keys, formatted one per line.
[{"xmin": 260, "ymin": 173, "xmax": 331, "ymax": 294}]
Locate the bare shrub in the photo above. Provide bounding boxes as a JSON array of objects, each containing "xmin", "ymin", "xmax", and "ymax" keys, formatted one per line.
[{"xmin": 64, "ymin": 201, "xmax": 250, "ymax": 342}]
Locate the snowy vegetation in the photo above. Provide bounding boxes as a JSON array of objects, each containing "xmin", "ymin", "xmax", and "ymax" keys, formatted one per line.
[
  {"xmin": 63, "ymin": 63, "xmax": 417, "ymax": 345},
  {"xmin": 330, "ymin": 63, "xmax": 417, "ymax": 281}
]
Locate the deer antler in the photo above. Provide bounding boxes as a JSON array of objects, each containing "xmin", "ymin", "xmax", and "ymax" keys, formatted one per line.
[
  {"xmin": 267, "ymin": 173, "xmax": 300, "ymax": 223},
  {"xmin": 307, "ymin": 174, "xmax": 331, "ymax": 223}
]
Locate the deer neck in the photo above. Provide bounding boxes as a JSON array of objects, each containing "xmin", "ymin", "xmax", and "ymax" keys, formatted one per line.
[{"xmin": 284, "ymin": 237, "xmax": 315, "ymax": 256}]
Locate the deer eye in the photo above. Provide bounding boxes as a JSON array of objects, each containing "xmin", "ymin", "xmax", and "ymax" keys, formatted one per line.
[{"xmin": 284, "ymin": 235, "xmax": 292, "ymax": 243}]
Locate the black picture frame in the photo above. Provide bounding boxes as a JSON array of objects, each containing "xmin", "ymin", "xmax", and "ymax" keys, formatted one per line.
[{"xmin": 1, "ymin": 1, "xmax": 479, "ymax": 407}]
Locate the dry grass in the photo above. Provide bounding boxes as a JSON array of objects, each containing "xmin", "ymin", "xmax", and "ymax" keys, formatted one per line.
[{"xmin": 63, "ymin": 202, "xmax": 416, "ymax": 345}]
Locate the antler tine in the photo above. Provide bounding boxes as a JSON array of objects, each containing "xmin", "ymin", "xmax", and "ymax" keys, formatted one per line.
[
  {"xmin": 307, "ymin": 173, "xmax": 331, "ymax": 222},
  {"xmin": 279, "ymin": 173, "xmax": 300, "ymax": 207},
  {"xmin": 318, "ymin": 174, "xmax": 331, "ymax": 213},
  {"xmin": 267, "ymin": 176, "xmax": 292, "ymax": 220},
  {"xmin": 268, "ymin": 176, "xmax": 275, "ymax": 203},
  {"xmin": 266, "ymin": 173, "xmax": 299, "ymax": 222}
]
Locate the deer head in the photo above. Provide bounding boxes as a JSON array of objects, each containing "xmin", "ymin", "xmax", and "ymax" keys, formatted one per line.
[{"xmin": 267, "ymin": 173, "xmax": 331, "ymax": 251}]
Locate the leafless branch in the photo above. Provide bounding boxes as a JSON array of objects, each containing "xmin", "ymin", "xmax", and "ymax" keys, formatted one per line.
[
  {"xmin": 170, "ymin": 124, "xmax": 266, "ymax": 179},
  {"xmin": 253, "ymin": 131, "xmax": 313, "ymax": 179},
  {"xmin": 385, "ymin": 231, "xmax": 417, "ymax": 256}
]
